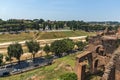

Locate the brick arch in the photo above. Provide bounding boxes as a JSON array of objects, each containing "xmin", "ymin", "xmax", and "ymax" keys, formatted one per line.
[
  {"xmin": 93, "ymin": 59, "xmax": 99, "ymax": 73},
  {"xmin": 96, "ymin": 46, "xmax": 100, "ymax": 53},
  {"xmin": 75, "ymin": 51, "xmax": 94, "ymax": 80},
  {"xmin": 95, "ymin": 45, "xmax": 105, "ymax": 56},
  {"xmin": 94, "ymin": 56, "xmax": 107, "ymax": 73},
  {"xmin": 94, "ymin": 59, "xmax": 99, "ymax": 68}
]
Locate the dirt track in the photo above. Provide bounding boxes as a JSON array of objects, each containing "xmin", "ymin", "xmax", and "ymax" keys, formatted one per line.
[{"xmin": 0, "ymin": 36, "xmax": 86, "ymax": 54}]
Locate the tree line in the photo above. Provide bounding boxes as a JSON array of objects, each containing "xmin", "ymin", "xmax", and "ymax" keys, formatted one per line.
[
  {"xmin": 0, "ymin": 19, "xmax": 118, "ymax": 33},
  {"xmin": 0, "ymin": 38, "xmax": 87, "ymax": 65}
]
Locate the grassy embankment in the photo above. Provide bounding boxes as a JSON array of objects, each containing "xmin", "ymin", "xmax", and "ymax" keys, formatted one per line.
[
  {"xmin": 0, "ymin": 30, "xmax": 95, "ymax": 43},
  {"xmin": 0, "ymin": 53, "xmax": 78, "ymax": 80},
  {"xmin": 0, "ymin": 52, "xmax": 101, "ymax": 80},
  {"xmin": 0, "ymin": 30, "xmax": 95, "ymax": 61},
  {"xmin": 0, "ymin": 31, "xmax": 101, "ymax": 80}
]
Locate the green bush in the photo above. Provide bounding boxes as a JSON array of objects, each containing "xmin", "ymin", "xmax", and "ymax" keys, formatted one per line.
[
  {"xmin": 76, "ymin": 41, "xmax": 87, "ymax": 51},
  {"xmin": 0, "ymin": 59, "xmax": 3, "ymax": 65},
  {"xmin": 59, "ymin": 73, "xmax": 77, "ymax": 80},
  {"xmin": 0, "ymin": 54, "xmax": 3, "ymax": 59},
  {"xmin": 43, "ymin": 44, "xmax": 50, "ymax": 56},
  {"xmin": 50, "ymin": 39, "xmax": 74, "ymax": 57},
  {"xmin": 51, "ymin": 40, "xmax": 68, "ymax": 57},
  {"xmin": 63, "ymin": 39, "xmax": 74, "ymax": 51},
  {"xmin": 0, "ymin": 54, "xmax": 3, "ymax": 65},
  {"xmin": 5, "ymin": 56, "xmax": 10, "ymax": 61},
  {"xmin": 85, "ymin": 36, "xmax": 89, "ymax": 42}
]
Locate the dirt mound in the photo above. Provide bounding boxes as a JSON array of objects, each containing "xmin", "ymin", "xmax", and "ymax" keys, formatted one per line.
[
  {"xmin": 54, "ymin": 62, "xmax": 73, "ymax": 72},
  {"xmin": 26, "ymin": 75, "xmax": 45, "ymax": 80}
]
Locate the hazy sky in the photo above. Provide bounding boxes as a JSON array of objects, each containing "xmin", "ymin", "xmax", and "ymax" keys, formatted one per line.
[{"xmin": 0, "ymin": 0, "xmax": 120, "ymax": 21}]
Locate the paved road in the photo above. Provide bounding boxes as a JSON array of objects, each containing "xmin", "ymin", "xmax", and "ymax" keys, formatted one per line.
[
  {"xmin": 0, "ymin": 55, "xmax": 56, "ymax": 76},
  {"xmin": 0, "ymin": 50, "xmax": 78, "ymax": 76}
]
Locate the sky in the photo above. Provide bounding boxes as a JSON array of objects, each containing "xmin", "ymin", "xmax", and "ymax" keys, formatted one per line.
[{"xmin": 0, "ymin": 0, "xmax": 120, "ymax": 21}]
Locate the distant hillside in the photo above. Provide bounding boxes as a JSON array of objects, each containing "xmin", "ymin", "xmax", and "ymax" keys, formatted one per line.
[
  {"xmin": 88, "ymin": 21, "xmax": 120, "ymax": 25},
  {"xmin": 0, "ymin": 30, "xmax": 95, "ymax": 43}
]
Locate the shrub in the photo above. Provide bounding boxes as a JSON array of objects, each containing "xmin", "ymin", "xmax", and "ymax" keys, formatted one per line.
[
  {"xmin": 59, "ymin": 73, "xmax": 77, "ymax": 80},
  {"xmin": 76, "ymin": 41, "xmax": 87, "ymax": 51},
  {"xmin": 43, "ymin": 44, "xmax": 50, "ymax": 56},
  {"xmin": 0, "ymin": 54, "xmax": 3, "ymax": 65},
  {"xmin": 5, "ymin": 56, "xmax": 10, "ymax": 61},
  {"xmin": 51, "ymin": 39, "xmax": 74, "ymax": 57}
]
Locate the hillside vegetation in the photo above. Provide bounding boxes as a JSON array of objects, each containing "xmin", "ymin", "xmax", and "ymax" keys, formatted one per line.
[
  {"xmin": 0, "ymin": 51, "xmax": 101, "ymax": 80},
  {"xmin": 0, "ymin": 30, "xmax": 95, "ymax": 43},
  {"xmin": 0, "ymin": 52, "xmax": 78, "ymax": 80}
]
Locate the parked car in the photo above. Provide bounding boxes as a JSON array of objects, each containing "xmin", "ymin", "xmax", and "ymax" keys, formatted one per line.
[
  {"xmin": 0, "ymin": 69, "xmax": 10, "ymax": 77},
  {"xmin": 12, "ymin": 68, "xmax": 21, "ymax": 73}
]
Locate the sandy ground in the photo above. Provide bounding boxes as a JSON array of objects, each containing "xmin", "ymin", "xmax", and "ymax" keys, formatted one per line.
[
  {"xmin": 0, "ymin": 36, "xmax": 86, "ymax": 62},
  {"xmin": 0, "ymin": 36, "xmax": 86, "ymax": 46}
]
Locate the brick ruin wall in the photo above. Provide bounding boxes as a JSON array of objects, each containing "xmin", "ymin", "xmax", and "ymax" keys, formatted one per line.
[
  {"xmin": 75, "ymin": 29, "xmax": 120, "ymax": 80},
  {"xmin": 101, "ymin": 47, "xmax": 120, "ymax": 80}
]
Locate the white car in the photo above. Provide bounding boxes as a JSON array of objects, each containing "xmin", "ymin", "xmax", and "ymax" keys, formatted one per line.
[{"xmin": 12, "ymin": 69, "xmax": 21, "ymax": 73}]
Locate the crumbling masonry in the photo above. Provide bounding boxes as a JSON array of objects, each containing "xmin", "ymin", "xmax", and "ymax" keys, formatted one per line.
[{"xmin": 75, "ymin": 28, "xmax": 120, "ymax": 80}]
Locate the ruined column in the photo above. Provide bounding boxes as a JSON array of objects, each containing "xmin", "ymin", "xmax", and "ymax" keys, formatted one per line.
[
  {"xmin": 101, "ymin": 62, "xmax": 115, "ymax": 80},
  {"xmin": 76, "ymin": 63, "xmax": 86, "ymax": 80},
  {"xmin": 88, "ymin": 54, "xmax": 94, "ymax": 73},
  {"xmin": 109, "ymin": 65, "xmax": 115, "ymax": 80},
  {"xmin": 93, "ymin": 59, "xmax": 99, "ymax": 73}
]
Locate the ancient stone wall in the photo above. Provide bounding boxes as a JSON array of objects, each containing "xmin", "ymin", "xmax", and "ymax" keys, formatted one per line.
[
  {"xmin": 101, "ymin": 47, "xmax": 120, "ymax": 80},
  {"xmin": 75, "ymin": 29, "xmax": 120, "ymax": 80},
  {"xmin": 101, "ymin": 59, "xmax": 115, "ymax": 80},
  {"xmin": 102, "ymin": 36, "xmax": 118, "ymax": 54}
]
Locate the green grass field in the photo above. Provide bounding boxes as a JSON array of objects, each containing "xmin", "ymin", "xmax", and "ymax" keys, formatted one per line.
[
  {"xmin": 0, "ymin": 52, "xmax": 101, "ymax": 80},
  {"xmin": 0, "ymin": 52, "xmax": 78, "ymax": 80},
  {"xmin": 0, "ymin": 30, "xmax": 95, "ymax": 43},
  {"xmin": 0, "ymin": 31, "xmax": 98, "ymax": 80}
]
